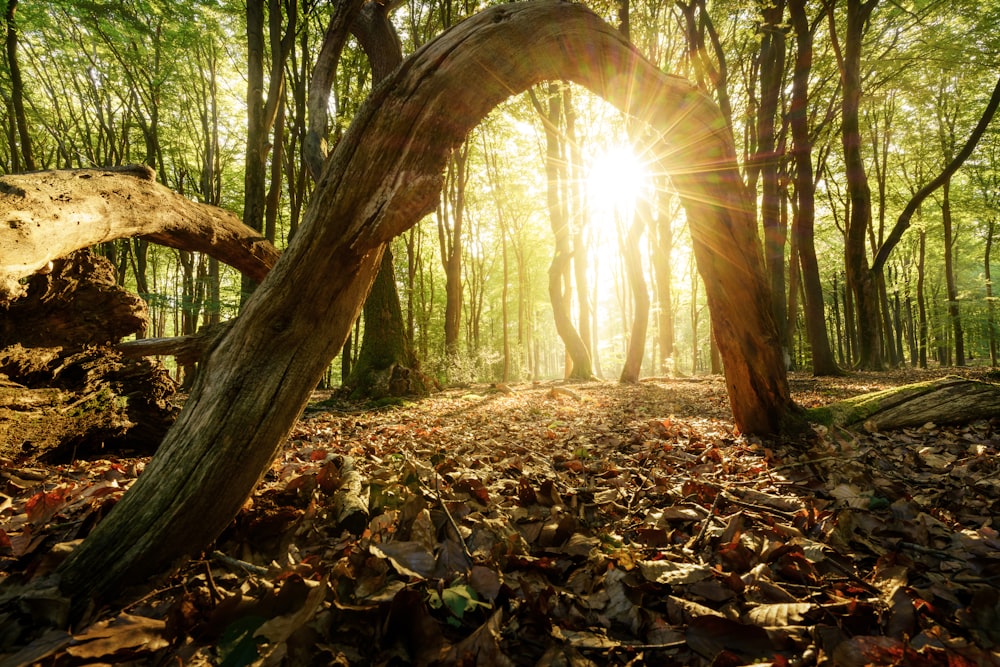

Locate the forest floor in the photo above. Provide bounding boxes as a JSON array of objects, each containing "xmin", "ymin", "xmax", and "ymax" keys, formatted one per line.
[{"xmin": 1, "ymin": 367, "xmax": 999, "ymax": 666}]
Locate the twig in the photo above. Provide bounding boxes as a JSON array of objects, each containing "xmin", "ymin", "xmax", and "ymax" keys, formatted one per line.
[
  {"xmin": 211, "ymin": 550, "xmax": 269, "ymax": 576},
  {"xmin": 688, "ymin": 491, "xmax": 723, "ymax": 550},
  {"xmin": 403, "ymin": 453, "xmax": 474, "ymax": 562}
]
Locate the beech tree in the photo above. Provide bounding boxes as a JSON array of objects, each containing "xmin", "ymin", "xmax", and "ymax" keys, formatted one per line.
[{"xmin": 12, "ymin": 2, "xmax": 797, "ymax": 607}]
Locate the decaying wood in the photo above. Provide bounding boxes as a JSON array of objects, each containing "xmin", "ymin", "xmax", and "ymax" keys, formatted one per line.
[
  {"xmin": 0, "ymin": 251, "xmax": 177, "ymax": 462},
  {"xmin": 0, "ymin": 165, "xmax": 279, "ymax": 303},
  {"xmin": 1, "ymin": 250, "xmax": 146, "ymax": 349},
  {"xmin": 332, "ymin": 455, "xmax": 369, "ymax": 534},
  {"xmin": 55, "ymin": 1, "xmax": 797, "ymax": 607},
  {"xmin": 116, "ymin": 321, "xmax": 234, "ymax": 366},
  {"xmin": 809, "ymin": 375, "xmax": 1000, "ymax": 431},
  {"xmin": 0, "ymin": 344, "xmax": 177, "ymax": 463}
]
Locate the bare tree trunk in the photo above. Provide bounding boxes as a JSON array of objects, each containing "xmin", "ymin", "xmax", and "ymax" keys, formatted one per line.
[
  {"xmin": 834, "ymin": 0, "xmax": 882, "ymax": 370},
  {"xmin": 3, "ymin": 0, "xmax": 34, "ymax": 171},
  {"xmin": 241, "ymin": 0, "xmax": 295, "ymax": 301},
  {"xmin": 52, "ymin": 3, "xmax": 800, "ymax": 609},
  {"xmin": 941, "ymin": 179, "xmax": 965, "ymax": 365},
  {"xmin": 788, "ymin": 0, "xmax": 842, "ymax": 375},
  {"xmin": 534, "ymin": 84, "xmax": 594, "ymax": 379},
  {"xmin": 620, "ymin": 206, "xmax": 649, "ymax": 383},
  {"xmin": 986, "ymin": 219, "xmax": 997, "ymax": 367},
  {"xmin": 652, "ymin": 189, "xmax": 675, "ymax": 375}
]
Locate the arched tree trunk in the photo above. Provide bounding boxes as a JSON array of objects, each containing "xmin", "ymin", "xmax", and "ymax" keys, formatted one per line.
[
  {"xmin": 53, "ymin": 1, "xmax": 799, "ymax": 609},
  {"xmin": 0, "ymin": 166, "xmax": 279, "ymax": 303}
]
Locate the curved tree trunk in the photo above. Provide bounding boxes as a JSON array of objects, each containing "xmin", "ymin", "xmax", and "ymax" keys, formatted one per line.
[
  {"xmin": 53, "ymin": 2, "xmax": 799, "ymax": 609},
  {"xmin": 0, "ymin": 165, "xmax": 279, "ymax": 303},
  {"xmin": 620, "ymin": 205, "xmax": 650, "ymax": 384}
]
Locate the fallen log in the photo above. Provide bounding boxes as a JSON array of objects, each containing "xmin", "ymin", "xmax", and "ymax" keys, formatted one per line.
[
  {"xmin": 0, "ymin": 251, "xmax": 177, "ymax": 462},
  {"xmin": 0, "ymin": 165, "xmax": 279, "ymax": 303},
  {"xmin": 806, "ymin": 375, "xmax": 1000, "ymax": 431}
]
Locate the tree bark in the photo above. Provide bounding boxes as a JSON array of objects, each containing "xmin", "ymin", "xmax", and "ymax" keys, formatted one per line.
[
  {"xmin": 53, "ymin": 1, "xmax": 799, "ymax": 608},
  {"xmin": 3, "ymin": 0, "xmax": 34, "ymax": 171},
  {"xmin": 789, "ymin": 0, "xmax": 841, "ymax": 376},
  {"xmin": 986, "ymin": 219, "xmax": 997, "ymax": 367},
  {"xmin": 941, "ymin": 179, "xmax": 965, "ymax": 365},
  {"xmin": 835, "ymin": 0, "xmax": 882, "ymax": 370},
  {"xmin": 808, "ymin": 376, "xmax": 1000, "ymax": 431},
  {"xmin": 533, "ymin": 83, "xmax": 594, "ymax": 379},
  {"xmin": 620, "ymin": 206, "xmax": 650, "ymax": 383},
  {"xmin": 0, "ymin": 166, "xmax": 279, "ymax": 304}
]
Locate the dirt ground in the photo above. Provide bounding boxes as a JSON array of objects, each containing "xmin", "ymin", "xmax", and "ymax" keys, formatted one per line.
[{"xmin": 1, "ymin": 367, "xmax": 999, "ymax": 665}]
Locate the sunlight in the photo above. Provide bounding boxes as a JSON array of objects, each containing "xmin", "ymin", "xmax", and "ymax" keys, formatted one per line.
[{"xmin": 585, "ymin": 142, "xmax": 651, "ymax": 226}]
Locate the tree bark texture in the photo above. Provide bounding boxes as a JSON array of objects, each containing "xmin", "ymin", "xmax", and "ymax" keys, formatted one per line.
[
  {"xmin": 55, "ymin": 2, "xmax": 796, "ymax": 606},
  {"xmin": 837, "ymin": 0, "xmax": 882, "ymax": 370},
  {"xmin": 808, "ymin": 376, "xmax": 1000, "ymax": 432},
  {"xmin": 0, "ymin": 166, "xmax": 279, "ymax": 304},
  {"xmin": 788, "ymin": 0, "xmax": 841, "ymax": 376}
]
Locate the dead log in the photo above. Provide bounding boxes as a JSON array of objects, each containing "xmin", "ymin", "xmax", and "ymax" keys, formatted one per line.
[
  {"xmin": 807, "ymin": 375, "xmax": 1000, "ymax": 431},
  {"xmin": 116, "ymin": 321, "xmax": 234, "ymax": 366},
  {"xmin": 0, "ymin": 165, "xmax": 279, "ymax": 304},
  {"xmin": 0, "ymin": 251, "xmax": 177, "ymax": 462},
  {"xmin": 1, "ymin": 250, "xmax": 146, "ymax": 349}
]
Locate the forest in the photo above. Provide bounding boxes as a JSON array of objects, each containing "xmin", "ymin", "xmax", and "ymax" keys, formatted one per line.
[
  {"xmin": 1, "ymin": 0, "xmax": 1000, "ymax": 664},
  {"xmin": 1, "ymin": 0, "xmax": 998, "ymax": 385}
]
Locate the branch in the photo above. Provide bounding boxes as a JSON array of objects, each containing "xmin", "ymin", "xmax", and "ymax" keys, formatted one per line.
[
  {"xmin": 0, "ymin": 166, "xmax": 279, "ymax": 303},
  {"xmin": 871, "ymin": 76, "xmax": 1000, "ymax": 275}
]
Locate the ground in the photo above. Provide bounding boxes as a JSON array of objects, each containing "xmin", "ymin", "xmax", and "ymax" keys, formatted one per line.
[{"xmin": 1, "ymin": 368, "xmax": 999, "ymax": 666}]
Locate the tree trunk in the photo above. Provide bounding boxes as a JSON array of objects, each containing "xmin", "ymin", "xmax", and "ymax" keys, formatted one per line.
[
  {"xmin": 941, "ymin": 179, "xmax": 965, "ymax": 366},
  {"xmin": 241, "ymin": 0, "xmax": 295, "ymax": 301},
  {"xmin": 755, "ymin": 0, "xmax": 789, "ymax": 362},
  {"xmin": 53, "ymin": 2, "xmax": 799, "ymax": 609},
  {"xmin": 788, "ymin": 0, "xmax": 842, "ymax": 375},
  {"xmin": 0, "ymin": 166, "xmax": 279, "ymax": 303},
  {"xmin": 347, "ymin": 249, "xmax": 429, "ymax": 398},
  {"xmin": 439, "ymin": 144, "xmax": 468, "ymax": 362},
  {"xmin": 620, "ymin": 206, "xmax": 649, "ymax": 383},
  {"xmin": 917, "ymin": 228, "xmax": 928, "ymax": 369},
  {"xmin": 4, "ymin": 0, "xmax": 35, "ymax": 171},
  {"xmin": 534, "ymin": 84, "xmax": 594, "ymax": 379},
  {"xmin": 652, "ymin": 189, "xmax": 675, "ymax": 375},
  {"xmin": 987, "ymin": 219, "xmax": 997, "ymax": 367},
  {"xmin": 835, "ymin": 0, "xmax": 882, "ymax": 370},
  {"xmin": 808, "ymin": 376, "xmax": 1000, "ymax": 432}
]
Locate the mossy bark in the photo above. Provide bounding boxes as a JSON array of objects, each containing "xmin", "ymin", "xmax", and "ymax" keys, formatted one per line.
[{"xmin": 806, "ymin": 375, "xmax": 1000, "ymax": 431}]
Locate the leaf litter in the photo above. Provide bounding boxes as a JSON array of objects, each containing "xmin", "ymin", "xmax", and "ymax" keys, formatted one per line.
[{"xmin": 0, "ymin": 368, "xmax": 998, "ymax": 666}]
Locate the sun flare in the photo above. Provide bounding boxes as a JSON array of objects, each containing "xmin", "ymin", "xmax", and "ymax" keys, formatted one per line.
[{"xmin": 585, "ymin": 143, "xmax": 651, "ymax": 224}]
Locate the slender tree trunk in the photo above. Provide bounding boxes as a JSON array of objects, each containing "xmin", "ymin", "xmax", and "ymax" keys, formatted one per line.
[
  {"xmin": 788, "ymin": 0, "xmax": 843, "ymax": 375},
  {"xmin": 4, "ymin": 0, "xmax": 34, "ymax": 171},
  {"xmin": 534, "ymin": 84, "xmax": 593, "ymax": 379},
  {"xmin": 834, "ymin": 0, "xmax": 882, "ymax": 369},
  {"xmin": 241, "ymin": 0, "xmax": 295, "ymax": 302},
  {"xmin": 652, "ymin": 189, "xmax": 675, "ymax": 375},
  {"xmin": 756, "ymin": 0, "xmax": 789, "ymax": 362},
  {"xmin": 941, "ymin": 179, "xmax": 964, "ymax": 365},
  {"xmin": 986, "ymin": 219, "xmax": 997, "ymax": 367},
  {"xmin": 438, "ymin": 143, "xmax": 468, "ymax": 363},
  {"xmin": 917, "ymin": 228, "xmax": 928, "ymax": 368},
  {"xmin": 620, "ymin": 203, "xmax": 650, "ymax": 383}
]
